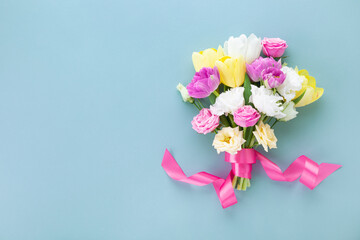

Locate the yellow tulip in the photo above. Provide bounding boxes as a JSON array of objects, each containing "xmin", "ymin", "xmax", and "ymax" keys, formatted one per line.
[
  {"xmin": 293, "ymin": 69, "xmax": 324, "ymax": 107},
  {"xmin": 192, "ymin": 45, "xmax": 224, "ymax": 72},
  {"xmin": 215, "ymin": 56, "xmax": 246, "ymax": 88}
]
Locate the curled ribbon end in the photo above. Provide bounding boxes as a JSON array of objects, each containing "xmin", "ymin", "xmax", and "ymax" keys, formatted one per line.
[
  {"xmin": 300, "ymin": 162, "xmax": 342, "ymax": 190},
  {"xmin": 162, "ymin": 149, "xmax": 171, "ymax": 167},
  {"xmin": 162, "ymin": 150, "xmax": 238, "ymax": 208}
]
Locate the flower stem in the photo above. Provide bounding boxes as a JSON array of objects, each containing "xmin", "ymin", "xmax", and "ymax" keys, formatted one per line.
[
  {"xmin": 192, "ymin": 102, "xmax": 201, "ymax": 110},
  {"xmin": 232, "ymin": 177, "xmax": 237, "ymax": 188},
  {"xmin": 196, "ymin": 99, "xmax": 205, "ymax": 109},
  {"xmin": 238, "ymin": 177, "xmax": 244, "ymax": 190},
  {"xmin": 271, "ymin": 119, "xmax": 278, "ymax": 128},
  {"xmin": 263, "ymin": 116, "xmax": 270, "ymax": 124},
  {"xmin": 242, "ymin": 127, "xmax": 247, "ymax": 148},
  {"xmin": 259, "ymin": 114, "xmax": 266, "ymax": 122},
  {"xmin": 213, "ymin": 90, "xmax": 220, "ymax": 97},
  {"xmin": 228, "ymin": 114, "xmax": 237, "ymax": 128},
  {"xmin": 249, "ymin": 134, "xmax": 256, "ymax": 148},
  {"xmin": 233, "ymin": 176, "xmax": 251, "ymax": 191},
  {"xmin": 223, "ymin": 85, "xmax": 229, "ymax": 92},
  {"xmin": 245, "ymin": 126, "xmax": 254, "ymax": 148}
]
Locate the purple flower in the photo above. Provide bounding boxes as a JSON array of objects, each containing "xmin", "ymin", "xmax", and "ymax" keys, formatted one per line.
[
  {"xmin": 246, "ymin": 57, "xmax": 281, "ymax": 82},
  {"xmin": 261, "ymin": 67, "xmax": 286, "ymax": 88},
  {"xmin": 187, "ymin": 67, "xmax": 220, "ymax": 98}
]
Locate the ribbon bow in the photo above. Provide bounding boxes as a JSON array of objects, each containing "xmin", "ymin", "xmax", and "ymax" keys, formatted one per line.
[{"xmin": 161, "ymin": 149, "xmax": 341, "ymax": 208}]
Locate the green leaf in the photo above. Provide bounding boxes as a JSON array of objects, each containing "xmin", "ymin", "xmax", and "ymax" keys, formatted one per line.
[
  {"xmin": 208, "ymin": 93, "xmax": 216, "ymax": 104},
  {"xmin": 244, "ymin": 126, "xmax": 254, "ymax": 148},
  {"xmin": 228, "ymin": 114, "xmax": 237, "ymax": 128},
  {"xmin": 292, "ymin": 90, "xmax": 306, "ymax": 105},
  {"xmin": 219, "ymin": 115, "xmax": 230, "ymax": 127},
  {"xmin": 243, "ymin": 73, "xmax": 252, "ymax": 104}
]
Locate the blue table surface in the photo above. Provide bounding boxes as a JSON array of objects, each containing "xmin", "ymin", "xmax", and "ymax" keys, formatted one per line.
[{"xmin": 0, "ymin": 0, "xmax": 359, "ymax": 239}]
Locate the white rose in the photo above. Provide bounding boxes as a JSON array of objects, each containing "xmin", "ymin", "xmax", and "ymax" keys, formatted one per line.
[
  {"xmin": 277, "ymin": 66, "xmax": 304, "ymax": 102},
  {"xmin": 224, "ymin": 33, "xmax": 262, "ymax": 64},
  {"xmin": 210, "ymin": 87, "xmax": 244, "ymax": 115},
  {"xmin": 250, "ymin": 85, "xmax": 285, "ymax": 119},
  {"xmin": 279, "ymin": 101, "xmax": 298, "ymax": 122},
  {"xmin": 212, "ymin": 127, "xmax": 245, "ymax": 154}
]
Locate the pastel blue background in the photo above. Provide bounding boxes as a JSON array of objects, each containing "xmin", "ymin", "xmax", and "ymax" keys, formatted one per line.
[{"xmin": 0, "ymin": 0, "xmax": 359, "ymax": 239}]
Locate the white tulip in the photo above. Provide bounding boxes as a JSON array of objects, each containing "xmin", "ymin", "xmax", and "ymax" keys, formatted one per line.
[
  {"xmin": 224, "ymin": 34, "xmax": 247, "ymax": 59},
  {"xmin": 224, "ymin": 34, "xmax": 262, "ymax": 64},
  {"xmin": 245, "ymin": 34, "xmax": 263, "ymax": 64}
]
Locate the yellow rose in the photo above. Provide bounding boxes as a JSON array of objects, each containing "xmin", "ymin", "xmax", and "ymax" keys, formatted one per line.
[
  {"xmin": 215, "ymin": 56, "xmax": 246, "ymax": 88},
  {"xmin": 253, "ymin": 121, "xmax": 277, "ymax": 152},
  {"xmin": 192, "ymin": 45, "xmax": 224, "ymax": 72},
  {"xmin": 293, "ymin": 69, "xmax": 324, "ymax": 107},
  {"xmin": 212, "ymin": 127, "xmax": 245, "ymax": 155}
]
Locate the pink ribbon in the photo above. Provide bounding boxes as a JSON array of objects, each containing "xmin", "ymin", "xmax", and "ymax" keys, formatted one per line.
[{"xmin": 161, "ymin": 148, "xmax": 341, "ymax": 208}]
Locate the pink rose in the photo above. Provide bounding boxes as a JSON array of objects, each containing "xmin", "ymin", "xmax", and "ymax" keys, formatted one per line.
[
  {"xmin": 233, "ymin": 105, "xmax": 261, "ymax": 127},
  {"xmin": 191, "ymin": 108, "xmax": 219, "ymax": 134},
  {"xmin": 262, "ymin": 38, "xmax": 288, "ymax": 58}
]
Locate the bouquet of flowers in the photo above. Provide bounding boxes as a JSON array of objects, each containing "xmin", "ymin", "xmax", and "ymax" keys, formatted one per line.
[{"xmin": 162, "ymin": 34, "xmax": 341, "ymax": 208}]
